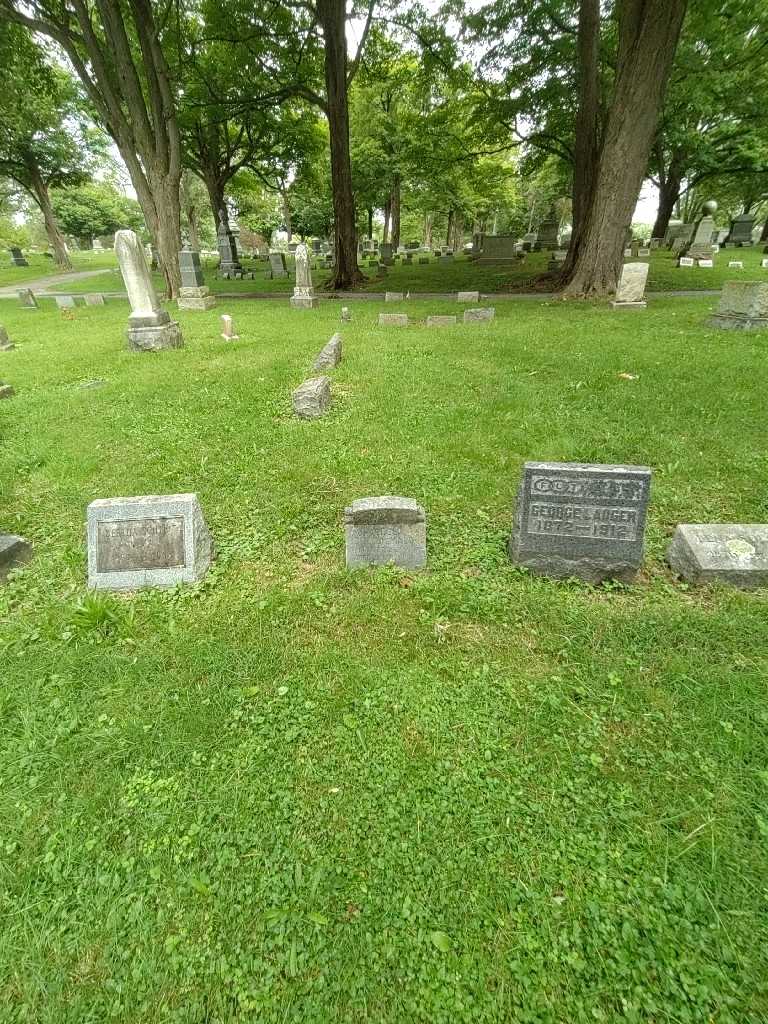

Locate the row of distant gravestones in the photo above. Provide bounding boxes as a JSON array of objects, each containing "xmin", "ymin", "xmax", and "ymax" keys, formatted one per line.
[{"xmin": 1, "ymin": 461, "xmax": 766, "ymax": 590}]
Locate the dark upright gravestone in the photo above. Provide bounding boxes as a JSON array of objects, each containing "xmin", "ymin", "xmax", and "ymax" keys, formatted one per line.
[
  {"xmin": 724, "ymin": 214, "xmax": 756, "ymax": 248},
  {"xmin": 534, "ymin": 206, "xmax": 560, "ymax": 251},
  {"xmin": 9, "ymin": 247, "xmax": 28, "ymax": 267},
  {"xmin": 216, "ymin": 210, "xmax": 243, "ymax": 278},
  {"xmin": 508, "ymin": 461, "xmax": 651, "ymax": 582},
  {"xmin": 178, "ymin": 248, "xmax": 216, "ymax": 310}
]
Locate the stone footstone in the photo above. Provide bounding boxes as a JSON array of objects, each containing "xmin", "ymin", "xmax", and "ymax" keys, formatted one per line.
[
  {"xmin": 385, "ymin": 292, "xmax": 404, "ymax": 302},
  {"xmin": 341, "ymin": 306, "xmax": 351, "ymax": 321},
  {"xmin": 707, "ymin": 281, "xmax": 768, "ymax": 330},
  {"xmin": 87, "ymin": 493, "xmax": 213, "ymax": 591},
  {"xmin": 18, "ymin": 289, "xmax": 37, "ymax": 308},
  {"xmin": 457, "ymin": 291, "xmax": 480, "ymax": 302},
  {"xmin": 463, "ymin": 308, "xmax": 495, "ymax": 322},
  {"xmin": 0, "ymin": 534, "xmax": 32, "ymax": 581},
  {"xmin": 293, "ymin": 376, "xmax": 331, "ymax": 419},
  {"xmin": 678, "ymin": 257, "xmax": 695, "ymax": 267},
  {"xmin": 667, "ymin": 524, "xmax": 768, "ymax": 589},
  {"xmin": 55, "ymin": 295, "xmax": 76, "ymax": 308},
  {"xmin": 0, "ymin": 383, "xmax": 14, "ymax": 399},
  {"xmin": 426, "ymin": 315, "xmax": 457, "ymax": 327},
  {"xmin": 508, "ymin": 461, "xmax": 651, "ymax": 583},
  {"xmin": 84, "ymin": 293, "xmax": 105, "ymax": 306},
  {"xmin": 378, "ymin": 313, "xmax": 408, "ymax": 327},
  {"xmin": 313, "ymin": 333, "xmax": 342, "ymax": 370},
  {"xmin": 178, "ymin": 286, "xmax": 216, "ymax": 311},
  {"xmin": 344, "ymin": 496, "xmax": 426, "ymax": 570},
  {"xmin": 728, "ymin": 261, "xmax": 744, "ymax": 269},
  {"xmin": 221, "ymin": 315, "xmax": 238, "ymax": 340}
]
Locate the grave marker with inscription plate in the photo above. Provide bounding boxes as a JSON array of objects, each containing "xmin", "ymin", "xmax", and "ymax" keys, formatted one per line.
[
  {"xmin": 508, "ymin": 462, "xmax": 651, "ymax": 582},
  {"xmin": 87, "ymin": 493, "xmax": 212, "ymax": 590}
]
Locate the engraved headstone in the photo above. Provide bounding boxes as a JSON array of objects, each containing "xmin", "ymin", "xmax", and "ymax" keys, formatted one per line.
[
  {"xmin": 728, "ymin": 260, "xmax": 744, "ymax": 269},
  {"xmin": 378, "ymin": 313, "xmax": 408, "ymax": 327},
  {"xmin": 8, "ymin": 247, "xmax": 28, "ymax": 267},
  {"xmin": 667, "ymin": 524, "xmax": 768, "ymax": 589},
  {"xmin": 457, "ymin": 291, "xmax": 480, "ymax": 302},
  {"xmin": 269, "ymin": 252, "xmax": 288, "ymax": 279},
  {"xmin": 707, "ymin": 281, "xmax": 768, "ymax": 330},
  {"xmin": 114, "ymin": 229, "xmax": 183, "ymax": 351},
  {"xmin": 290, "ymin": 243, "xmax": 318, "ymax": 309},
  {"xmin": 464, "ymin": 308, "xmax": 495, "ymax": 322},
  {"xmin": 684, "ymin": 201, "xmax": 718, "ymax": 259},
  {"xmin": 385, "ymin": 291, "xmax": 404, "ymax": 302},
  {"xmin": 313, "ymin": 333, "xmax": 342, "ymax": 370},
  {"xmin": 426, "ymin": 315, "xmax": 457, "ymax": 327},
  {"xmin": 55, "ymin": 295, "xmax": 76, "ymax": 308},
  {"xmin": 18, "ymin": 289, "xmax": 37, "ymax": 308},
  {"xmin": 679, "ymin": 257, "xmax": 695, "ymax": 267},
  {"xmin": 292, "ymin": 376, "xmax": 331, "ymax": 419},
  {"xmin": 178, "ymin": 248, "xmax": 216, "ymax": 310},
  {"xmin": 87, "ymin": 493, "xmax": 212, "ymax": 590},
  {"xmin": 698, "ymin": 258, "xmax": 714, "ymax": 268},
  {"xmin": 344, "ymin": 496, "xmax": 426, "ymax": 570},
  {"xmin": 611, "ymin": 262, "xmax": 649, "ymax": 309},
  {"xmin": 84, "ymin": 293, "xmax": 105, "ymax": 306},
  {"xmin": 508, "ymin": 462, "xmax": 651, "ymax": 583},
  {"xmin": 533, "ymin": 206, "xmax": 560, "ymax": 251},
  {"xmin": 0, "ymin": 534, "xmax": 32, "ymax": 581},
  {"xmin": 216, "ymin": 210, "xmax": 242, "ymax": 277},
  {"xmin": 724, "ymin": 213, "xmax": 755, "ymax": 248},
  {"xmin": 0, "ymin": 326, "xmax": 15, "ymax": 351}
]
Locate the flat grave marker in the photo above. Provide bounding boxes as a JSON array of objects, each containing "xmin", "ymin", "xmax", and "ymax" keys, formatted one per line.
[{"xmin": 667, "ymin": 524, "xmax": 768, "ymax": 589}]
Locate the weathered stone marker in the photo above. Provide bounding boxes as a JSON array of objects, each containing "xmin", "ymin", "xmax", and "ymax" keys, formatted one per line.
[
  {"xmin": 464, "ymin": 308, "xmax": 495, "ymax": 322},
  {"xmin": 341, "ymin": 306, "xmax": 351, "ymax": 321},
  {"xmin": 378, "ymin": 313, "xmax": 408, "ymax": 327},
  {"xmin": 114, "ymin": 229, "xmax": 183, "ymax": 351},
  {"xmin": 220, "ymin": 314, "xmax": 238, "ymax": 340},
  {"xmin": 707, "ymin": 281, "xmax": 768, "ymax": 330},
  {"xmin": 508, "ymin": 461, "xmax": 651, "ymax": 583},
  {"xmin": 216, "ymin": 210, "xmax": 243, "ymax": 278},
  {"xmin": 385, "ymin": 291, "xmax": 404, "ymax": 302},
  {"xmin": 292, "ymin": 376, "xmax": 331, "ymax": 419},
  {"xmin": 8, "ymin": 247, "xmax": 28, "ymax": 267},
  {"xmin": 0, "ymin": 534, "xmax": 32, "ymax": 581},
  {"xmin": 269, "ymin": 252, "xmax": 288, "ymax": 279},
  {"xmin": 457, "ymin": 291, "xmax": 480, "ymax": 302},
  {"xmin": 344, "ymin": 496, "xmax": 426, "ymax": 570},
  {"xmin": 0, "ymin": 326, "xmax": 14, "ymax": 351},
  {"xmin": 313, "ymin": 333, "xmax": 342, "ymax": 370},
  {"xmin": 728, "ymin": 261, "xmax": 744, "ymax": 269},
  {"xmin": 18, "ymin": 289, "xmax": 37, "ymax": 308},
  {"xmin": 426, "ymin": 315, "xmax": 457, "ymax": 327},
  {"xmin": 0, "ymin": 382, "xmax": 14, "ymax": 399},
  {"xmin": 87, "ymin": 494, "xmax": 212, "ymax": 590},
  {"xmin": 698, "ymin": 259, "xmax": 714, "ymax": 268},
  {"xmin": 679, "ymin": 257, "xmax": 695, "ymax": 267},
  {"xmin": 84, "ymin": 293, "xmax": 105, "ymax": 306},
  {"xmin": 178, "ymin": 248, "xmax": 216, "ymax": 310},
  {"xmin": 55, "ymin": 295, "xmax": 76, "ymax": 308},
  {"xmin": 290, "ymin": 243, "xmax": 318, "ymax": 309},
  {"xmin": 611, "ymin": 262, "xmax": 649, "ymax": 309},
  {"xmin": 667, "ymin": 524, "xmax": 768, "ymax": 589}
]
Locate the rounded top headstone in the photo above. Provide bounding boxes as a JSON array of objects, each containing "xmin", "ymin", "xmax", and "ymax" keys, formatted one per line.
[{"xmin": 702, "ymin": 200, "xmax": 718, "ymax": 216}]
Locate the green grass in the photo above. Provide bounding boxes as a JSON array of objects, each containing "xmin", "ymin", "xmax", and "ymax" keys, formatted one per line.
[
  {"xmin": 1, "ymin": 295, "xmax": 767, "ymax": 1022},
  {"xmin": 43, "ymin": 245, "xmax": 768, "ymax": 298},
  {"xmin": 0, "ymin": 249, "xmax": 119, "ymax": 288}
]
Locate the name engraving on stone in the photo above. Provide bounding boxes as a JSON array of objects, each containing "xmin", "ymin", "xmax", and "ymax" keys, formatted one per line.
[
  {"xmin": 527, "ymin": 503, "xmax": 640, "ymax": 541},
  {"xmin": 96, "ymin": 517, "xmax": 185, "ymax": 573},
  {"xmin": 530, "ymin": 474, "xmax": 645, "ymax": 501}
]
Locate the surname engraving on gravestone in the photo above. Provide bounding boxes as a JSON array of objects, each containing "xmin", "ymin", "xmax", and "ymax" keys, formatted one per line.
[
  {"xmin": 96, "ymin": 517, "xmax": 186, "ymax": 573},
  {"xmin": 508, "ymin": 462, "xmax": 651, "ymax": 583}
]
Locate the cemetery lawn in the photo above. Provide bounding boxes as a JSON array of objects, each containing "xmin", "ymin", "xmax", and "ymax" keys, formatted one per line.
[
  {"xmin": 53, "ymin": 246, "xmax": 768, "ymax": 297},
  {"xmin": 1, "ymin": 294, "xmax": 768, "ymax": 1022},
  {"xmin": 0, "ymin": 250, "xmax": 119, "ymax": 288}
]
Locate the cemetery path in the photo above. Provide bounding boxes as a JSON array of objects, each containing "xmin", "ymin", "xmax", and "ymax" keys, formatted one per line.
[{"xmin": 0, "ymin": 269, "xmax": 114, "ymax": 298}]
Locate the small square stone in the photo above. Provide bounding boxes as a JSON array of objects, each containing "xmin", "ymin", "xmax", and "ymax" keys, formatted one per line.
[{"xmin": 345, "ymin": 496, "xmax": 426, "ymax": 569}]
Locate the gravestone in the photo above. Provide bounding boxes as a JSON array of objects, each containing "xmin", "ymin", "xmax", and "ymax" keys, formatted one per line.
[
  {"xmin": 313, "ymin": 333, "xmax": 342, "ymax": 370},
  {"xmin": 678, "ymin": 256, "xmax": 695, "ymax": 267},
  {"xmin": 8, "ymin": 247, "xmax": 28, "ymax": 267},
  {"xmin": 220, "ymin": 314, "xmax": 238, "ymax": 340},
  {"xmin": 728, "ymin": 260, "xmax": 744, "ymax": 269},
  {"xmin": 0, "ymin": 534, "xmax": 32, "ymax": 581},
  {"xmin": 84, "ymin": 293, "xmax": 105, "ymax": 306},
  {"xmin": 269, "ymin": 252, "xmax": 288, "ymax": 279},
  {"xmin": 762, "ymin": 259, "xmax": 768, "ymax": 269},
  {"xmin": 341, "ymin": 306, "xmax": 351, "ymax": 321},
  {"xmin": 18, "ymin": 289, "xmax": 37, "ymax": 308},
  {"xmin": 216, "ymin": 210, "xmax": 243, "ymax": 277},
  {"xmin": 698, "ymin": 258, "xmax": 714, "ymax": 268},
  {"xmin": 344, "ymin": 496, "xmax": 426, "ymax": 570},
  {"xmin": 521, "ymin": 232, "xmax": 537, "ymax": 253},
  {"xmin": 623, "ymin": 248, "xmax": 632, "ymax": 258},
  {"xmin": 0, "ymin": 326, "xmax": 15, "ymax": 351},
  {"xmin": 684, "ymin": 201, "xmax": 718, "ymax": 260},
  {"xmin": 508, "ymin": 461, "xmax": 652, "ymax": 583},
  {"xmin": 667, "ymin": 524, "xmax": 768, "ymax": 589},
  {"xmin": 638, "ymin": 248, "xmax": 651, "ymax": 257},
  {"xmin": 0, "ymin": 382, "xmax": 14, "ymax": 399},
  {"xmin": 378, "ymin": 313, "xmax": 408, "ymax": 327},
  {"xmin": 457, "ymin": 291, "xmax": 480, "ymax": 302},
  {"xmin": 724, "ymin": 214, "xmax": 755, "ymax": 248},
  {"xmin": 87, "ymin": 493, "xmax": 212, "ymax": 590},
  {"xmin": 464, "ymin": 308, "xmax": 495, "ymax": 322},
  {"xmin": 534, "ymin": 206, "xmax": 560, "ymax": 251},
  {"xmin": 290, "ymin": 243, "xmax": 318, "ymax": 309},
  {"xmin": 380, "ymin": 243, "xmax": 393, "ymax": 265},
  {"xmin": 115, "ymin": 229, "xmax": 183, "ymax": 351},
  {"xmin": 426, "ymin": 315, "xmax": 457, "ymax": 327},
  {"xmin": 55, "ymin": 295, "xmax": 76, "ymax": 308},
  {"xmin": 707, "ymin": 281, "xmax": 768, "ymax": 330},
  {"xmin": 671, "ymin": 237, "xmax": 687, "ymax": 254},
  {"xmin": 178, "ymin": 248, "xmax": 216, "ymax": 310},
  {"xmin": 611, "ymin": 262, "xmax": 649, "ymax": 309},
  {"xmin": 292, "ymin": 376, "xmax": 331, "ymax": 419},
  {"xmin": 385, "ymin": 291, "xmax": 404, "ymax": 302}
]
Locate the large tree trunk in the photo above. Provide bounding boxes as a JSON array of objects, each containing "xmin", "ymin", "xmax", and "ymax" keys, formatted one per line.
[
  {"xmin": 424, "ymin": 212, "xmax": 433, "ymax": 248},
  {"xmin": 367, "ymin": 206, "xmax": 373, "ymax": 238},
  {"xmin": 382, "ymin": 198, "xmax": 391, "ymax": 244},
  {"xmin": 561, "ymin": 0, "xmax": 688, "ymax": 298},
  {"xmin": 651, "ymin": 169, "xmax": 682, "ymax": 238},
  {"xmin": 562, "ymin": 0, "xmax": 601, "ymax": 276},
  {"xmin": 761, "ymin": 216, "xmax": 768, "ymax": 242},
  {"xmin": 317, "ymin": 0, "xmax": 363, "ymax": 289},
  {"xmin": 201, "ymin": 172, "xmax": 227, "ymax": 232},
  {"xmin": 390, "ymin": 175, "xmax": 401, "ymax": 249},
  {"xmin": 29, "ymin": 166, "xmax": 71, "ymax": 270},
  {"xmin": 446, "ymin": 209, "xmax": 454, "ymax": 247}
]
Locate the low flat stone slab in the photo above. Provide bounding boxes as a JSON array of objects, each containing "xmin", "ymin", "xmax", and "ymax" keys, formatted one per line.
[
  {"xmin": 378, "ymin": 313, "xmax": 408, "ymax": 327},
  {"xmin": 708, "ymin": 281, "xmax": 768, "ymax": 330},
  {"xmin": 178, "ymin": 286, "xmax": 216, "ymax": 311},
  {"xmin": 457, "ymin": 291, "xmax": 480, "ymax": 302},
  {"xmin": 292, "ymin": 376, "xmax": 331, "ymax": 419},
  {"xmin": 463, "ymin": 308, "xmax": 495, "ymax": 322},
  {"xmin": 313, "ymin": 333, "xmax": 342, "ymax": 370},
  {"xmin": 426, "ymin": 315, "xmax": 457, "ymax": 327},
  {"xmin": 345, "ymin": 496, "xmax": 426, "ymax": 569},
  {"xmin": 84, "ymin": 293, "xmax": 105, "ymax": 306},
  {"xmin": 0, "ymin": 534, "xmax": 32, "ymax": 581},
  {"xmin": 728, "ymin": 261, "xmax": 744, "ymax": 269},
  {"xmin": 610, "ymin": 301, "xmax": 647, "ymax": 310},
  {"xmin": 667, "ymin": 524, "xmax": 768, "ymax": 588},
  {"xmin": 55, "ymin": 295, "xmax": 76, "ymax": 308},
  {"xmin": 509, "ymin": 461, "xmax": 651, "ymax": 583},
  {"xmin": 87, "ymin": 493, "xmax": 212, "ymax": 591},
  {"xmin": 385, "ymin": 292, "xmax": 404, "ymax": 302}
]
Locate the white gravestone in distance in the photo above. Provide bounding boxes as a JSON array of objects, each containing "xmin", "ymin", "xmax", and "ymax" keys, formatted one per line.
[
  {"xmin": 611, "ymin": 262, "xmax": 650, "ymax": 310},
  {"xmin": 114, "ymin": 229, "xmax": 183, "ymax": 351},
  {"xmin": 345, "ymin": 496, "xmax": 426, "ymax": 570},
  {"xmin": 667, "ymin": 524, "xmax": 768, "ymax": 589},
  {"xmin": 87, "ymin": 493, "xmax": 212, "ymax": 590},
  {"xmin": 290, "ymin": 243, "xmax": 319, "ymax": 309}
]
